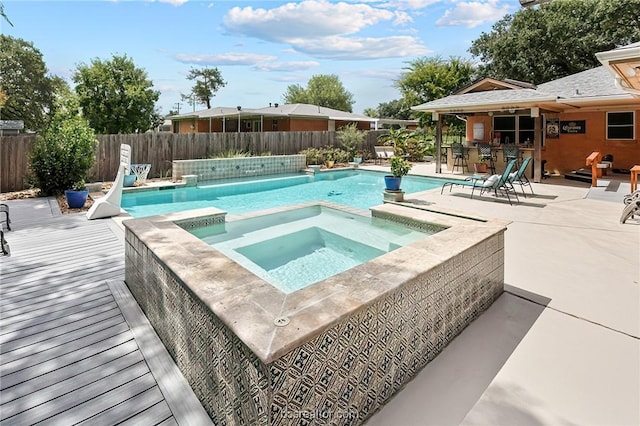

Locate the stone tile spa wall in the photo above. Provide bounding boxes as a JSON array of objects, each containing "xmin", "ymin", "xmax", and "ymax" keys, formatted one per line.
[
  {"xmin": 172, "ymin": 154, "xmax": 307, "ymax": 182},
  {"xmin": 124, "ymin": 204, "xmax": 507, "ymax": 425}
]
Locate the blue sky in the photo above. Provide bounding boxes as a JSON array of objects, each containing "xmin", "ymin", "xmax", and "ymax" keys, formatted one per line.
[{"xmin": 2, "ymin": 0, "xmax": 522, "ymax": 115}]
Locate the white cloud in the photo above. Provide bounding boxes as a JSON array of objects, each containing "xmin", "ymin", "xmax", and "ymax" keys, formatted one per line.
[
  {"xmin": 253, "ymin": 61, "xmax": 320, "ymax": 72},
  {"xmin": 436, "ymin": 0, "xmax": 510, "ymax": 28},
  {"xmin": 290, "ymin": 35, "xmax": 429, "ymax": 59},
  {"xmin": 174, "ymin": 52, "xmax": 277, "ymax": 65},
  {"xmin": 221, "ymin": 0, "xmax": 429, "ymax": 60},
  {"xmin": 223, "ymin": 0, "xmax": 395, "ymax": 41},
  {"xmin": 154, "ymin": 0, "xmax": 189, "ymax": 6},
  {"xmin": 377, "ymin": 0, "xmax": 442, "ymax": 10}
]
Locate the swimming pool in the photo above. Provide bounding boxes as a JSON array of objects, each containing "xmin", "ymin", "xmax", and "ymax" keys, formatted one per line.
[{"xmin": 121, "ymin": 170, "xmax": 442, "ymax": 217}]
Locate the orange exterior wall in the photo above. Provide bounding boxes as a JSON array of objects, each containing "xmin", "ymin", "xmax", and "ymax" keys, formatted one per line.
[
  {"xmin": 466, "ymin": 110, "xmax": 640, "ymax": 174},
  {"xmin": 289, "ymin": 118, "xmax": 328, "ymax": 131}
]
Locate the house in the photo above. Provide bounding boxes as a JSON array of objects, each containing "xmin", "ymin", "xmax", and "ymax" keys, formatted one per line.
[
  {"xmin": 168, "ymin": 103, "xmax": 377, "ymax": 134},
  {"xmin": 412, "ymin": 43, "xmax": 640, "ymax": 182}
]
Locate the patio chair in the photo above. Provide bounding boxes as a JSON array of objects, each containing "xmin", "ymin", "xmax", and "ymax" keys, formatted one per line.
[
  {"xmin": 374, "ymin": 146, "xmax": 395, "ymax": 165},
  {"xmin": 502, "ymin": 144, "xmax": 520, "ymax": 169},
  {"xmin": 451, "ymin": 142, "xmax": 469, "ymax": 172},
  {"xmin": 441, "ymin": 159, "xmax": 519, "ymax": 205},
  {"xmin": 477, "ymin": 143, "xmax": 496, "ymax": 174},
  {"xmin": 1, "ymin": 203, "xmax": 10, "ymax": 231},
  {"xmin": 508, "ymin": 156, "xmax": 534, "ymax": 197}
]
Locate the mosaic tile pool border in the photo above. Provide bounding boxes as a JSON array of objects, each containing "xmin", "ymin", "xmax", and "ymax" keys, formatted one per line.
[
  {"xmin": 173, "ymin": 154, "xmax": 307, "ymax": 182},
  {"xmin": 124, "ymin": 203, "xmax": 507, "ymax": 425}
]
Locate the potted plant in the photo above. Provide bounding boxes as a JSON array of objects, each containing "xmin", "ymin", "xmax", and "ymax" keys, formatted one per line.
[
  {"xmin": 28, "ymin": 116, "xmax": 98, "ymax": 208},
  {"xmin": 474, "ymin": 158, "xmax": 488, "ymax": 173},
  {"xmin": 385, "ymin": 156, "xmax": 412, "ymax": 191}
]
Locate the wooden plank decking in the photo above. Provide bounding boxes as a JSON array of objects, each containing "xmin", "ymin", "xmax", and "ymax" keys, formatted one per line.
[{"xmin": 0, "ymin": 202, "xmax": 211, "ymax": 426}]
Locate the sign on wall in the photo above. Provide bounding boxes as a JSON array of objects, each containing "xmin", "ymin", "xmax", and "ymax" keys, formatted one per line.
[
  {"xmin": 560, "ymin": 120, "xmax": 586, "ymax": 134},
  {"xmin": 546, "ymin": 118, "xmax": 559, "ymax": 139}
]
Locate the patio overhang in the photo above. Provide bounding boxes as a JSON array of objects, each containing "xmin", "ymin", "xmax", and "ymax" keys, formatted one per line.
[{"xmin": 596, "ymin": 43, "xmax": 640, "ymax": 96}]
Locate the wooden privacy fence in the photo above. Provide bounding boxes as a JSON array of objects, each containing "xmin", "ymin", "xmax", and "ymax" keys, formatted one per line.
[{"xmin": 0, "ymin": 130, "xmax": 386, "ymax": 192}]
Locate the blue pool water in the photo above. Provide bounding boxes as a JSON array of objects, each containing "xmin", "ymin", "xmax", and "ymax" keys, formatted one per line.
[
  {"xmin": 191, "ymin": 205, "xmax": 433, "ymax": 293},
  {"xmin": 122, "ymin": 170, "xmax": 442, "ymax": 217}
]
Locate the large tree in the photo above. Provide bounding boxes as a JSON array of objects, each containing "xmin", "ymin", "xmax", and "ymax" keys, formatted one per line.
[
  {"xmin": 73, "ymin": 54, "xmax": 160, "ymax": 133},
  {"xmin": 469, "ymin": 0, "xmax": 640, "ymax": 84},
  {"xmin": 395, "ymin": 56, "xmax": 475, "ymax": 107},
  {"xmin": 181, "ymin": 67, "xmax": 226, "ymax": 110},
  {"xmin": 0, "ymin": 35, "xmax": 58, "ymax": 132},
  {"xmin": 283, "ymin": 74, "xmax": 354, "ymax": 112}
]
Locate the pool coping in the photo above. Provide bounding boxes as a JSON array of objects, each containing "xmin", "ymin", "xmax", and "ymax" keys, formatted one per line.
[{"xmin": 123, "ymin": 201, "xmax": 509, "ymax": 364}]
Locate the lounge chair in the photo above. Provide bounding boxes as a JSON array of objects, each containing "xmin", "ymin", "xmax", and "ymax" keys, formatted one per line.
[
  {"xmin": 441, "ymin": 159, "xmax": 519, "ymax": 205},
  {"xmin": 374, "ymin": 146, "xmax": 394, "ymax": 165},
  {"xmin": 508, "ymin": 156, "xmax": 534, "ymax": 197}
]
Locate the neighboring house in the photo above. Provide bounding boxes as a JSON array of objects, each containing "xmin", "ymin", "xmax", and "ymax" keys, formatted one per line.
[
  {"xmin": 412, "ymin": 43, "xmax": 640, "ymax": 182},
  {"xmin": 168, "ymin": 103, "xmax": 377, "ymax": 134}
]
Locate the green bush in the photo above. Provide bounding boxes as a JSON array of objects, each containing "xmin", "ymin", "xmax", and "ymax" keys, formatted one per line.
[
  {"xmin": 300, "ymin": 147, "xmax": 324, "ymax": 165},
  {"xmin": 390, "ymin": 156, "xmax": 412, "ymax": 177},
  {"xmin": 28, "ymin": 117, "xmax": 98, "ymax": 195},
  {"xmin": 337, "ymin": 123, "xmax": 367, "ymax": 158}
]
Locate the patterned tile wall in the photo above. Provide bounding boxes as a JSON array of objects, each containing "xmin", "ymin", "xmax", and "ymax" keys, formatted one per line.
[
  {"xmin": 125, "ymin": 226, "xmax": 504, "ymax": 425},
  {"xmin": 173, "ymin": 155, "xmax": 307, "ymax": 182}
]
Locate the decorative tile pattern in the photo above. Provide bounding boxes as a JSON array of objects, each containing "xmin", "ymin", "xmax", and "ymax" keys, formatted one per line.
[
  {"xmin": 371, "ymin": 210, "xmax": 447, "ymax": 234},
  {"xmin": 173, "ymin": 155, "xmax": 307, "ymax": 182},
  {"xmin": 125, "ymin": 215, "xmax": 504, "ymax": 425},
  {"xmin": 175, "ymin": 213, "xmax": 226, "ymax": 230}
]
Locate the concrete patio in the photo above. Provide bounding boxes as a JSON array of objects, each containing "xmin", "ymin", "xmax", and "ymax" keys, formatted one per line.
[
  {"xmin": 364, "ymin": 162, "xmax": 639, "ymax": 425},
  {"xmin": 1, "ymin": 163, "xmax": 638, "ymax": 425}
]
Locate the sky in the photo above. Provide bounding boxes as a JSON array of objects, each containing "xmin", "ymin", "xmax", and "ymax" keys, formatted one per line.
[{"xmin": 2, "ymin": 0, "xmax": 525, "ymax": 115}]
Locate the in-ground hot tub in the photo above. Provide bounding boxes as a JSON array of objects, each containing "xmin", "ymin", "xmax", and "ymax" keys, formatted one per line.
[
  {"xmin": 124, "ymin": 201, "xmax": 508, "ymax": 425},
  {"xmin": 190, "ymin": 205, "xmax": 435, "ymax": 293}
]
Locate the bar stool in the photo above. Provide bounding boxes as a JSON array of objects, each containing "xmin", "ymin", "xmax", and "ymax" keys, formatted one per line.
[
  {"xmin": 502, "ymin": 144, "xmax": 520, "ymax": 169},
  {"xmin": 477, "ymin": 143, "xmax": 496, "ymax": 174},
  {"xmin": 451, "ymin": 142, "xmax": 469, "ymax": 172}
]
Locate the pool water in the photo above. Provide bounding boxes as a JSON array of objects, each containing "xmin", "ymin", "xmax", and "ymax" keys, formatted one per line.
[
  {"xmin": 122, "ymin": 170, "xmax": 441, "ymax": 217},
  {"xmin": 190, "ymin": 205, "xmax": 434, "ymax": 293}
]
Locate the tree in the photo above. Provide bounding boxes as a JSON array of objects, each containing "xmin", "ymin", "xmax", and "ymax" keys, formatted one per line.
[
  {"xmin": 376, "ymin": 99, "xmax": 413, "ymax": 120},
  {"xmin": 73, "ymin": 54, "xmax": 160, "ymax": 134},
  {"xmin": 363, "ymin": 107, "xmax": 378, "ymax": 118},
  {"xmin": 182, "ymin": 67, "xmax": 226, "ymax": 110},
  {"xmin": 469, "ymin": 0, "xmax": 640, "ymax": 84},
  {"xmin": 0, "ymin": 1, "xmax": 13, "ymax": 27},
  {"xmin": 395, "ymin": 56, "xmax": 475, "ymax": 108},
  {"xmin": 283, "ymin": 74, "xmax": 355, "ymax": 112},
  {"xmin": 0, "ymin": 35, "xmax": 58, "ymax": 132}
]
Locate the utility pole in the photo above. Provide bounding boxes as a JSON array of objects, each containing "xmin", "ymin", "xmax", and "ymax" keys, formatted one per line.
[{"xmin": 174, "ymin": 103, "xmax": 181, "ymax": 114}]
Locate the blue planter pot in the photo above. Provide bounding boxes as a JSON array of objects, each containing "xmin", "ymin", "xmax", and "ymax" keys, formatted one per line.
[
  {"xmin": 124, "ymin": 174, "xmax": 136, "ymax": 187},
  {"xmin": 384, "ymin": 176, "xmax": 402, "ymax": 191},
  {"xmin": 65, "ymin": 189, "xmax": 89, "ymax": 209}
]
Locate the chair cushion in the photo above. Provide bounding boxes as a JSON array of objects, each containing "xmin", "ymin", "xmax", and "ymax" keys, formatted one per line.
[{"xmin": 482, "ymin": 174, "xmax": 500, "ymax": 187}]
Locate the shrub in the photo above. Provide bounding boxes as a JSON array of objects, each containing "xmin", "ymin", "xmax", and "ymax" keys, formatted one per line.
[
  {"xmin": 337, "ymin": 123, "xmax": 367, "ymax": 158},
  {"xmin": 390, "ymin": 156, "xmax": 412, "ymax": 177},
  {"xmin": 300, "ymin": 147, "xmax": 324, "ymax": 165},
  {"xmin": 28, "ymin": 117, "xmax": 98, "ymax": 195}
]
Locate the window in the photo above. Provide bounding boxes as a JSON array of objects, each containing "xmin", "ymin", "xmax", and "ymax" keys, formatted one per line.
[
  {"xmin": 493, "ymin": 116, "xmax": 515, "ymax": 144},
  {"xmin": 607, "ymin": 112, "xmax": 634, "ymax": 140},
  {"xmin": 493, "ymin": 115, "xmax": 535, "ymax": 144},
  {"xmin": 518, "ymin": 116, "xmax": 535, "ymax": 145}
]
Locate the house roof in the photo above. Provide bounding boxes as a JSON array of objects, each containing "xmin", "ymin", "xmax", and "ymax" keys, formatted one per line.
[
  {"xmin": 169, "ymin": 103, "xmax": 377, "ymax": 122},
  {"xmin": 596, "ymin": 42, "xmax": 640, "ymax": 95},
  {"xmin": 411, "ymin": 65, "xmax": 636, "ymax": 114}
]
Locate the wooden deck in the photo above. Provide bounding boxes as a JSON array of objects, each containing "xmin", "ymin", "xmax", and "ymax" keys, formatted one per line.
[{"xmin": 0, "ymin": 200, "xmax": 211, "ymax": 426}]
